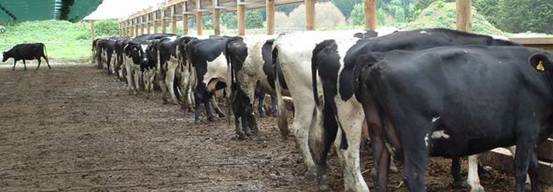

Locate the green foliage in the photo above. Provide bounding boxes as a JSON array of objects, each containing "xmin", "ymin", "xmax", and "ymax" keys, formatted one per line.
[
  {"xmin": 95, "ymin": 20, "xmax": 119, "ymax": 37},
  {"xmin": 406, "ymin": 1, "xmax": 504, "ymax": 35},
  {"xmin": 475, "ymin": 0, "xmax": 553, "ymax": 33},
  {"xmin": 332, "ymin": 0, "xmax": 362, "ymax": 18},
  {"xmin": 0, "ymin": 20, "xmax": 95, "ymax": 61},
  {"xmin": 350, "ymin": 3, "xmax": 365, "ymax": 26},
  {"xmin": 222, "ymin": 12, "xmax": 237, "ymax": 29},
  {"xmin": 246, "ymin": 10, "xmax": 264, "ymax": 28},
  {"xmin": 277, "ymin": 4, "xmax": 299, "ymax": 15}
]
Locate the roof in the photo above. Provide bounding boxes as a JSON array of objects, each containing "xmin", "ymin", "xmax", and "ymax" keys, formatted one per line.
[
  {"xmin": 84, "ymin": 0, "xmax": 165, "ymax": 21},
  {"xmin": 0, "ymin": 0, "xmax": 102, "ymax": 23}
]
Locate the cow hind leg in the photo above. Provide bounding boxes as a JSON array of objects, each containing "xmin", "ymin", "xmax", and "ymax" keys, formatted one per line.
[
  {"xmin": 257, "ymin": 94, "xmax": 266, "ymax": 117},
  {"xmin": 235, "ymin": 116, "xmax": 246, "ymax": 140},
  {"xmin": 23, "ymin": 60, "xmax": 27, "ymax": 70},
  {"xmin": 36, "ymin": 58, "xmax": 41, "ymax": 70},
  {"xmin": 44, "ymin": 55, "xmax": 51, "ymax": 69},
  {"xmin": 467, "ymin": 155, "xmax": 485, "ymax": 192},
  {"xmin": 12, "ymin": 60, "xmax": 16, "ymax": 71}
]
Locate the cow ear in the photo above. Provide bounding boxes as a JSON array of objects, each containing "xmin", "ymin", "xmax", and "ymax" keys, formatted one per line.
[{"xmin": 529, "ymin": 53, "xmax": 551, "ymax": 72}]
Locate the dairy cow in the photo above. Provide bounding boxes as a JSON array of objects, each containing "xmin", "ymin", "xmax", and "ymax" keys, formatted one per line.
[
  {"xmin": 272, "ymin": 30, "xmax": 375, "ymax": 191},
  {"xmin": 186, "ymin": 36, "xmax": 238, "ymax": 122},
  {"xmin": 225, "ymin": 36, "xmax": 287, "ymax": 139},
  {"xmin": 355, "ymin": 46, "xmax": 553, "ymax": 192},
  {"xmin": 310, "ymin": 28, "xmax": 520, "ymax": 192}
]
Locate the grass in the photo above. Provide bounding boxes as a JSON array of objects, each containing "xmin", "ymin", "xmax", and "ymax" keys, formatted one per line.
[{"xmin": 0, "ymin": 20, "xmax": 116, "ymax": 62}]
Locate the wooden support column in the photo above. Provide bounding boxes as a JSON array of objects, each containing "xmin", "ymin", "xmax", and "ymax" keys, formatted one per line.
[
  {"xmin": 141, "ymin": 16, "xmax": 145, "ymax": 35},
  {"xmin": 365, "ymin": 0, "xmax": 377, "ymax": 31},
  {"xmin": 171, "ymin": 5, "xmax": 177, "ymax": 34},
  {"xmin": 456, "ymin": 0, "xmax": 472, "ymax": 32},
  {"xmin": 90, "ymin": 20, "xmax": 96, "ymax": 40},
  {"xmin": 161, "ymin": 9, "xmax": 167, "ymax": 33},
  {"xmin": 154, "ymin": 11, "xmax": 159, "ymax": 33},
  {"xmin": 266, "ymin": 0, "xmax": 275, "ymax": 35},
  {"xmin": 128, "ymin": 21, "xmax": 132, "ymax": 36},
  {"xmin": 305, "ymin": 0, "xmax": 315, "ymax": 30},
  {"xmin": 237, "ymin": 0, "xmax": 246, "ymax": 36},
  {"xmin": 147, "ymin": 13, "xmax": 152, "ymax": 34},
  {"xmin": 134, "ymin": 18, "xmax": 140, "ymax": 36},
  {"xmin": 213, "ymin": 0, "xmax": 221, "ymax": 35},
  {"xmin": 196, "ymin": 0, "xmax": 203, "ymax": 35},
  {"xmin": 183, "ymin": 2, "xmax": 189, "ymax": 35},
  {"xmin": 130, "ymin": 20, "xmax": 135, "ymax": 37}
]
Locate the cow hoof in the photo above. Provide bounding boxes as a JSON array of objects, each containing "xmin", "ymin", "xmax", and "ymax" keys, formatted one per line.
[
  {"xmin": 305, "ymin": 170, "xmax": 318, "ymax": 181},
  {"xmin": 469, "ymin": 186, "xmax": 485, "ymax": 192},
  {"xmin": 452, "ymin": 180, "xmax": 469, "ymax": 189},
  {"xmin": 319, "ymin": 184, "xmax": 331, "ymax": 192},
  {"xmin": 236, "ymin": 134, "xmax": 247, "ymax": 140}
]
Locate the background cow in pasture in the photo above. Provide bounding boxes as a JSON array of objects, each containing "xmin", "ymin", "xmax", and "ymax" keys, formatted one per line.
[
  {"xmin": 310, "ymin": 28, "xmax": 520, "ymax": 192},
  {"xmin": 355, "ymin": 46, "xmax": 553, "ymax": 192},
  {"xmin": 2, "ymin": 43, "xmax": 51, "ymax": 71}
]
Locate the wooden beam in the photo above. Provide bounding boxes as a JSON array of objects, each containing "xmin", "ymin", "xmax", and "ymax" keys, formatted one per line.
[
  {"xmin": 365, "ymin": 0, "xmax": 377, "ymax": 31},
  {"xmin": 456, "ymin": 0, "xmax": 471, "ymax": 32},
  {"xmin": 237, "ymin": 0, "xmax": 246, "ymax": 36},
  {"xmin": 213, "ymin": 0, "xmax": 221, "ymax": 35},
  {"xmin": 266, "ymin": 0, "xmax": 275, "ymax": 35},
  {"xmin": 90, "ymin": 20, "xmax": 96, "ymax": 40},
  {"xmin": 305, "ymin": 0, "xmax": 315, "ymax": 30},
  {"xmin": 196, "ymin": 0, "xmax": 203, "ymax": 35},
  {"xmin": 141, "ymin": 16, "xmax": 145, "ymax": 35},
  {"xmin": 171, "ymin": 5, "xmax": 177, "ymax": 34}
]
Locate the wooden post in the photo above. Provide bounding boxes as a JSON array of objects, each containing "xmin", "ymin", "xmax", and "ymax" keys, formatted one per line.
[
  {"xmin": 171, "ymin": 5, "xmax": 177, "ymax": 34},
  {"xmin": 305, "ymin": 0, "xmax": 315, "ymax": 30},
  {"xmin": 134, "ymin": 18, "xmax": 139, "ymax": 36},
  {"xmin": 154, "ymin": 11, "xmax": 159, "ymax": 33},
  {"xmin": 237, "ymin": 0, "xmax": 246, "ymax": 36},
  {"xmin": 147, "ymin": 13, "xmax": 152, "ymax": 34},
  {"xmin": 141, "ymin": 16, "xmax": 145, "ymax": 35},
  {"xmin": 183, "ymin": 2, "xmax": 189, "ymax": 35},
  {"xmin": 90, "ymin": 20, "xmax": 96, "ymax": 40},
  {"xmin": 130, "ymin": 19, "xmax": 135, "ymax": 37},
  {"xmin": 456, "ymin": 0, "xmax": 472, "ymax": 32},
  {"xmin": 161, "ymin": 8, "xmax": 167, "ymax": 33},
  {"xmin": 266, "ymin": 0, "xmax": 275, "ymax": 35},
  {"xmin": 365, "ymin": 0, "xmax": 377, "ymax": 31},
  {"xmin": 196, "ymin": 0, "xmax": 203, "ymax": 35},
  {"xmin": 213, "ymin": 0, "xmax": 221, "ymax": 35}
]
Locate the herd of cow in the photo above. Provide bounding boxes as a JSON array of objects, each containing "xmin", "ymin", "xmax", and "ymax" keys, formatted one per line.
[{"xmin": 87, "ymin": 28, "xmax": 553, "ymax": 192}]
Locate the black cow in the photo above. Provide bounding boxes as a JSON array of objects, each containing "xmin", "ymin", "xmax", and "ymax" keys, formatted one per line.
[
  {"xmin": 356, "ymin": 46, "xmax": 553, "ymax": 192},
  {"xmin": 2, "ymin": 43, "xmax": 51, "ymax": 71},
  {"xmin": 310, "ymin": 28, "xmax": 519, "ymax": 192}
]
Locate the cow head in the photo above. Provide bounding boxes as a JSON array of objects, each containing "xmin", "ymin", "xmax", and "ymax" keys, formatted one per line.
[
  {"xmin": 529, "ymin": 52, "xmax": 553, "ymax": 73},
  {"xmin": 2, "ymin": 51, "xmax": 9, "ymax": 62}
]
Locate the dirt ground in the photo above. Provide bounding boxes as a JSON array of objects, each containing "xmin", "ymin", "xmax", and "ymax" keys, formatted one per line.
[{"xmin": 0, "ymin": 62, "xmax": 551, "ymax": 192}]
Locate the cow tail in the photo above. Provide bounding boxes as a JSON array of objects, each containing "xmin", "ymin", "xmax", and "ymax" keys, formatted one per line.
[
  {"xmin": 43, "ymin": 43, "xmax": 49, "ymax": 61},
  {"xmin": 311, "ymin": 43, "xmax": 327, "ymax": 106}
]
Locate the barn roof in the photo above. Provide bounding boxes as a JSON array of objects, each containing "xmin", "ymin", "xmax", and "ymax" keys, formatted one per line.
[{"xmin": 0, "ymin": 0, "xmax": 102, "ymax": 23}]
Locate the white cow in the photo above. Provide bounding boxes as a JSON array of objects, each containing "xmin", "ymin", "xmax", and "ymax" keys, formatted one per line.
[{"xmin": 273, "ymin": 30, "xmax": 371, "ymax": 191}]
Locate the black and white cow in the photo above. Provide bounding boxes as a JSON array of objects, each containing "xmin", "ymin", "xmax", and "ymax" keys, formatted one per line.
[
  {"xmin": 225, "ymin": 35, "xmax": 287, "ymax": 139},
  {"xmin": 310, "ymin": 28, "xmax": 520, "ymax": 192},
  {"xmin": 122, "ymin": 33, "xmax": 176, "ymax": 93},
  {"xmin": 2, "ymin": 43, "xmax": 51, "ymax": 71},
  {"xmin": 153, "ymin": 36, "xmax": 197, "ymax": 105},
  {"xmin": 186, "ymin": 36, "xmax": 238, "ymax": 122},
  {"xmin": 355, "ymin": 45, "xmax": 553, "ymax": 192},
  {"xmin": 272, "ymin": 30, "xmax": 375, "ymax": 191}
]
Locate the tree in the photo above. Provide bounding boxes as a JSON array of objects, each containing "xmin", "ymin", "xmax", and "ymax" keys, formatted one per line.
[
  {"xmin": 246, "ymin": 10, "xmax": 264, "ymax": 28},
  {"xmin": 222, "ymin": 12, "xmax": 237, "ymax": 29},
  {"xmin": 332, "ymin": 0, "xmax": 362, "ymax": 18}
]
